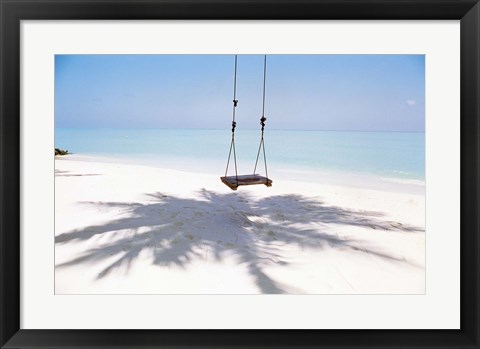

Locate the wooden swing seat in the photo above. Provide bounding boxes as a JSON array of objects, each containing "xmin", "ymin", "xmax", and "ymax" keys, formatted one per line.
[{"xmin": 220, "ymin": 174, "xmax": 272, "ymax": 190}]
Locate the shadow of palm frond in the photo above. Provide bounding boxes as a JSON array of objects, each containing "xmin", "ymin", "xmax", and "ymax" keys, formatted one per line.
[{"xmin": 55, "ymin": 189, "xmax": 424, "ymax": 293}]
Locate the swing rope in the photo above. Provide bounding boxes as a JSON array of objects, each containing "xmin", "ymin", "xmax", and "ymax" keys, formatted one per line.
[
  {"xmin": 224, "ymin": 55, "xmax": 239, "ymax": 185},
  {"xmin": 253, "ymin": 55, "xmax": 269, "ymax": 182}
]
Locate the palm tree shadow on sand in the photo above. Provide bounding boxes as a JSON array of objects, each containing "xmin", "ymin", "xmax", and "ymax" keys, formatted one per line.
[{"xmin": 55, "ymin": 189, "xmax": 424, "ymax": 294}]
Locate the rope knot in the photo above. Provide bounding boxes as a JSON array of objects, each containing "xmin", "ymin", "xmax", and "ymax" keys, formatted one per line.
[
  {"xmin": 233, "ymin": 99, "xmax": 238, "ymax": 107},
  {"xmin": 231, "ymin": 121, "xmax": 236, "ymax": 132},
  {"xmin": 260, "ymin": 116, "xmax": 266, "ymax": 131}
]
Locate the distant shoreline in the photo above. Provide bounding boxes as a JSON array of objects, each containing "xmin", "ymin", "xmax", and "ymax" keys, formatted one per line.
[{"xmin": 57, "ymin": 153, "xmax": 425, "ymax": 195}]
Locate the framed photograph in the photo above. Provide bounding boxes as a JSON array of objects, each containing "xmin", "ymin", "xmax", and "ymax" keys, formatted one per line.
[{"xmin": 1, "ymin": 0, "xmax": 479, "ymax": 348}]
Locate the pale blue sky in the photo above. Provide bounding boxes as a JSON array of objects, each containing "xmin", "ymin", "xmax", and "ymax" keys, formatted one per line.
[{"xmin": 55, "ymin": 54, "xmax": 425, "ymax": 132}]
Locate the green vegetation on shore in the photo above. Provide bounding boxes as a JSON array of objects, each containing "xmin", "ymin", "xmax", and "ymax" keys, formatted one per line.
[{"xmin": 55, "ymin": 148, "xmax": 69, "ymax": 156}]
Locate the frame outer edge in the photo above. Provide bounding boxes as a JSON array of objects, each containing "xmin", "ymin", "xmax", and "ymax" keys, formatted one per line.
[
  {"xmin": 0, "ymin": 0, "xmax": 479, "ymax": 20},
  {"xmin": 461, "ymin": 2, "xmax": 480, "ymax": 348},
  {"xmin": 1, "ymin": 2, "xmax": 21, "ymax": 349},
  {"xmin": 0, "ymin": 0, "xmax": 479, "ymax": 348}
]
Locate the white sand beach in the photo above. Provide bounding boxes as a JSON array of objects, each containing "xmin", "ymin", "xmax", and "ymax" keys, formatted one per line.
[{"xmin": 55, "ymin": 157, "xmax": 425, "ymax": 294}]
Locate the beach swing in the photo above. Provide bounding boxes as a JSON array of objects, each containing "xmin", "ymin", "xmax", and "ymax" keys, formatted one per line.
[{"xmin": 221, "ymin": 55, "xmax": 273, "ymax": 191}]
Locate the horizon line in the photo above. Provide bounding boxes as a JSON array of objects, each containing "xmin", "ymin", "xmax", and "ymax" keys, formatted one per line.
[{"xmin": 54, "ymin": 127, "xmax": 425, "ymax": 133}]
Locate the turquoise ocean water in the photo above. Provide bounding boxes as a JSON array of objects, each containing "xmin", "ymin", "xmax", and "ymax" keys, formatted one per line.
[{"xmin": 55, "ymin": 129, "xmax": 425, "ymax": 189}]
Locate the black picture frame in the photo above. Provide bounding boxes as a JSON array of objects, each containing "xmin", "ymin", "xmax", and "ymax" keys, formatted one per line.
[{"xmin": 1, "ymin": 0, "xmax": 479, "ymax": 348}]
